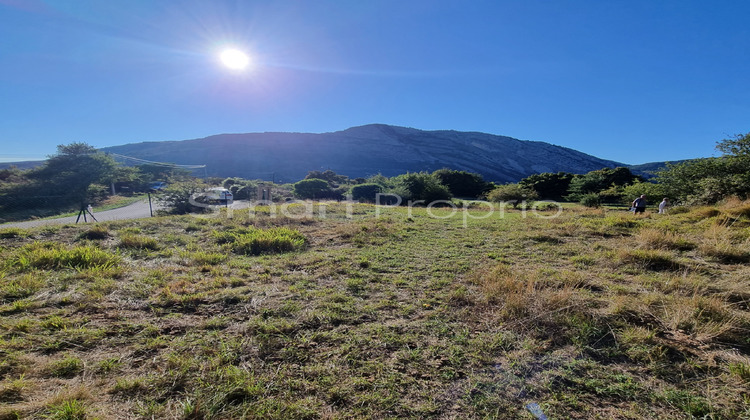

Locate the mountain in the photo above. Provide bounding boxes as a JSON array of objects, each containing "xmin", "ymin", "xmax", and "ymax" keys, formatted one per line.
[
  {"xmin": 628, "ymin": 160, "xmax": 691, "ymax": 178},
  {"xmin": 98, "ymin": 124, "xmax": 624, "ymax": 183}
]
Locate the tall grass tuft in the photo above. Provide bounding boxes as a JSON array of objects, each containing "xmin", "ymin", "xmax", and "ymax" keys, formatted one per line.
[
  {"xmin": 77, "ymin": 225, "xmax": 109, "ymax": 240},
  {"xmin": 9, "ymin": 242, "xmax": 120, "ymax": 271},
  {"xmin": 617, "ymin": 249, "xmax": 683, "ymax": 271},
  {"xmin": 118, "ymin": 233, "xmax": 159, "ymax": 250},
  {"xmin": 214, "ymin": 227, "xmax": 307, "ymax": 255},
  {"xmin": 635, "ymin": 228, "xmax": 695, "ymax": 251},
  {"xmin": 0, "ymin": 228, "xmax": 29, "ymax": 239}
]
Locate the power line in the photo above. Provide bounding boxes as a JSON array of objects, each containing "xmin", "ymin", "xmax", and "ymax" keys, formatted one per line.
[{"xmin": 107, "ymin": 152, "xmax": 206, "ymax": 169}]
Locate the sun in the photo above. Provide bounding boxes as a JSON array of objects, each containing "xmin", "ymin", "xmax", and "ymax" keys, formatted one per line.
[{"xmin": 220, "ymin": 48, "xmax": 250, "ymax": 70}]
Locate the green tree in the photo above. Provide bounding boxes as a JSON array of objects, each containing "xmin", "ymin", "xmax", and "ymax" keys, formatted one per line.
[
  {"xmin": 486, "ymin": 183, "xmax": 539, "ymax": 208},
  {"xmin": 653, "ymin": 158, "xmax": 748, "ymax": 204},
  {"xmin": 304, "ymin": 170, "xmax": 349, "ymax": 186},
  {"xmin": 565, "ymin": 167, "xmax": 641, "ymax": 201},
  {"xmin": 392, "ymin": 172, "xmax": 452, "ymax": 204},
  {"xmin": 30, "ymin": 142, "xmax": 117, "ymax": 203},
  {"xmin": 157, "ymin": 181, "xmax": 210, "ymax": 215},
  {"xmin": 716, "ymin": 132, "xmax": 750, "ymax": 157},
  {"xmin": 580, "ymin": 193, "xmax": 601, "ymax": 208},
  {"xmin": 432, "ymin": 169, "xmax": 491, "ymax": 198},
  {"xmin": 621, "ymin": 180, "xmax": 668, "ymax": 205},
  {"xmin": 293, "ymin": 178, "xmax": 332, "ymax": 199},
  {"xmin": 349, "ymin": 183, "xmax": 382, "ymax": 202},
  {"xmin": 519, "ymin": 172, "xmax": 573, "ymax": 201}
]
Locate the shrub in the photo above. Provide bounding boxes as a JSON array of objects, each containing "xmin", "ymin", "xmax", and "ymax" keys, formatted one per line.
[
  {"xmin": 486, "ymin": 183, "xmax": 538, "ymax": 208},
  {"xmin": 392, "ymin": 172, "xmax": 452, "ymax": 204},
  {"xmin": 157, "ymin": 181, "xmax": 211, "ymax": 215},
  {"xmin": 350, "ymin": 183, "xmax": 382, "ymax": 202},
  {"xmin": 432, "ymin": 169, "xmax": 491, "ymax": 198},
  {"xmin": 293, "ymin": 179, "xmax": 334, "ymax": 200},
  {"xmin": 580, "ymin": 193, "xmax": 601, "ymax": 208}
]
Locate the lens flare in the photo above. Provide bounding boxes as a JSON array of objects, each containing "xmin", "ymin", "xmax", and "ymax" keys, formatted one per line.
[{"xmin": 220, "ymin": 49, "xmax": 250, "ymax": 70}]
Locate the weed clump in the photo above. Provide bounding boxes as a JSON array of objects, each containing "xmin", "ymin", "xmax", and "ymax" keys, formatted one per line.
[
  {"xmin": 617, "ymin": 249, "xmax": 683, "ymax": 271},
  {"xmin": 8, "ymin": 242, "xmax": 120, "ymax": 271},
  {"xmin": 214, "ymin": 227, "xmax": 306, "ymax": 255},
  {"xmin": 635, "ymin": 228, "xmax": 695, "ymax": 251},
  {"xmin": 118, "ymin": 233, "xmax": 159, "ymax": 250},
  {"xmin": 47, "ymin": 355, "xmax": 84, "ymax": 378},
  {"xmin": 0, "ymin": 228, "xmax": 29, "ymax": 239},
  {"xmin": 78, "ymin": 225, "xmax": 109, "ymax": 240}
]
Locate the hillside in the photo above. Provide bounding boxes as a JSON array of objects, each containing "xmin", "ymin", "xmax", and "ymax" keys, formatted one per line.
[{"xmin": 99, "ymin": 124, "xmax": 623, "ymax": 183}]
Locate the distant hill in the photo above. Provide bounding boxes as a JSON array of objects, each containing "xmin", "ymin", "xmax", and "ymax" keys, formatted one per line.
[
  {"xmin": 628, "ymin": 160, "xmax": 691, "ymax": 178},
  {"xmin": 0, "ymin": 160, "xmax": 45, "ymax": 170},
  {"xmin": 94, "ymin": 124, "xmax": 626, "ymax": 183}
]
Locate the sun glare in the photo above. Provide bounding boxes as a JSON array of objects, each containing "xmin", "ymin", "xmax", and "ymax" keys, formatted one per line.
[{"xmin": 220, "ymin": 48, "xmax": 250, "ymax": 70}]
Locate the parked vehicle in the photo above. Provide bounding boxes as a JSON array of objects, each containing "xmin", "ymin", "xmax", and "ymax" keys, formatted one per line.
[{"xmin": 203, "ymin": 187, "xmax": 233, "ymax": 204}]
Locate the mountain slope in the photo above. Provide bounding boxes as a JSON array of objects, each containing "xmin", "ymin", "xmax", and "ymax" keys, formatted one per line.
[{"xmin": 100, "ymin": 124, "xmax": 623, "ymax": 183}]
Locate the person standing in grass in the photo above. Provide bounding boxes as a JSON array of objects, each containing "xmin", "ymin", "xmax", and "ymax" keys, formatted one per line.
[
  {"xmin": 658, "ymin": 198, "xmax": 669, "ymax": 214},
  {"xmin": 632, "ymin": 195, "xmax": 647, "ymax": 214}
]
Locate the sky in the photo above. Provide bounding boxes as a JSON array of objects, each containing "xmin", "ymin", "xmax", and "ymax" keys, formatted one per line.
[{"xmin": 1, "ymin": 0, "xmax": 748, "ymax": 165}]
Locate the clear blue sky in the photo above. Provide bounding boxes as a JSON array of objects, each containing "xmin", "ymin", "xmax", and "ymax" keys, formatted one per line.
[{"xmin": 1, "ymin": 0, "xmax": 748, "ymax": 165}]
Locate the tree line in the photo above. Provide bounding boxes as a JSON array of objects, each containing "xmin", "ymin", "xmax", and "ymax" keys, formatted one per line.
[{"xmin": 1, "ymin": 133, "xmax": 748, "ymax": 220}]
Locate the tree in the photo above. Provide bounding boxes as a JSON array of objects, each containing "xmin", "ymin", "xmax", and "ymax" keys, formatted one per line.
[
  {"xmin": 648, "ymin": 132, "xmax": 750, "ymax": 204},
  {"xmin": 654, "ymin": 158, "xmax": 749, "ymax": 204},
  {"xmin": 392, "ymin": 172, "xmax": 452, "ymax": 203},
  {"xmin": 350, "ymin": 183, "xmax": 382, "ymax": 202},
  {"xmin": 432, "ymin": 169, "xmax": 491, "ymax": 198},
  {"xmin": 157, "ymin": 181, "xmax": 211, "ymax": 214},
  {"xmin": 565, "ymin": 167, "xmax": 641, "ymax": 201},
  {"xmin": 519, "ymin": 172, "xmax": 573, "ymax": 201},
  {"xmin": 304, "ymin": 170, "xmax": 349, "ymax": 186},
  {"xmin": 717, "ymin": 132, "xmax": 750, "ymax": 157},
  {"xmin": 486, "ymin": 183, "xmax": 539, "ymax": 208},
  {"xmin": 293, "ymin": 178, "xmax": 333, "ymax": 199},
  {"xmin": 30, "ymin": 142, "xmax": 117, "ymax": 203}
]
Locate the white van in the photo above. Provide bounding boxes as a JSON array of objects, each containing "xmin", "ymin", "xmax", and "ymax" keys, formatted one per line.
[{"xmin": 203, "ymin": 188, "xmax": 233, "ymax": 204}]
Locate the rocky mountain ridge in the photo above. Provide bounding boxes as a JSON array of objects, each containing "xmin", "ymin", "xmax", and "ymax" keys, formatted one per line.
[{"xmin": 96, "ymin": 124, "xmax": 625, "ymax": 183}]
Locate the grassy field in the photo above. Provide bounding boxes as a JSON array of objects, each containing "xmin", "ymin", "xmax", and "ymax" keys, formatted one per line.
[{"xmin": 1, "ymin": 200, "xmax": 749, "ymax": 419}]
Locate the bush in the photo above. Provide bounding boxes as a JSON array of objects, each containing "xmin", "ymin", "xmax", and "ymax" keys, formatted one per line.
[
  {"xmin": 392, "ymin": 172, "xmax": 452, "ymax": 204},
  {"xmin": 157, "ymin": 182, "xmax": 211, "ymax": 215},
  {"xmin": 580, "ymin": 193, "xmax": 601, "ymax": 208},
  {"xmin": 293, "ymin": 179, "xmax": 333, "ymax": 200},
  {"xmin": 432, "ymin": 169, "xmax": 491, "ymax": 198},
  {"xmin": 486, "ymin": 183, "xmax": 538, "ymax": 208},
  {"xmin": 350, "ymin": 183, "xmax": 382, "ymax": 202}
]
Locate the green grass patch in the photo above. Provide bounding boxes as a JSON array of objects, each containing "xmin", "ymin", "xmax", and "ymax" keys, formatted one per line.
[
  {"xmin": 214, "ymin": 227, "xmax": 307, "ymax": 255},
  {"xmin": 118, "ymin": 233, "xmax": 160, "ymax": 250},
  {"xmin": 7, "ymin": 242, "xmax": 120, "ymax": 271},
  {"xmin": 0, "ymin": 228, "xmax": 29, "ymax": 239}
]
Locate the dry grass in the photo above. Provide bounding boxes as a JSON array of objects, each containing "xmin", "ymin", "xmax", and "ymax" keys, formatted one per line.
[{"xmin": 0, "ymin": 202, "xmax": 749, "ymax": 419}]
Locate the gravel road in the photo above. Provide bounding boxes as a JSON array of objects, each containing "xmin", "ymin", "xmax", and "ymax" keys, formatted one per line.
[{"xmin": 0, "ymin": 199, "xmax": 161, "ymax": 229}]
